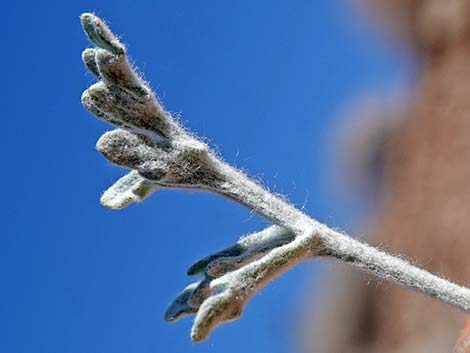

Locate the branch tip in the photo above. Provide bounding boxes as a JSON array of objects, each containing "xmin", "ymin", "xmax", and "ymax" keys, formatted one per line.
[
  {"xmin": 80, "ymin": 13, "xmax": 125, "ymax": 56},
  {"xmin": 164, "ymin": 282, "xmax": 199, "ymax": 322},
  {"xmin": 100, "ymin": 171, "xmax": 158, "ymax": 209},
  {"xmin": 82, "ymin": 48, "xmax": 100, "ymax": 78}
]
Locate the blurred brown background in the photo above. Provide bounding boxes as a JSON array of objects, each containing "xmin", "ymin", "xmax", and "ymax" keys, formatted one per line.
[{"xmin": 307, "ymin": 1, "xmax": 470, "ymax": 352}]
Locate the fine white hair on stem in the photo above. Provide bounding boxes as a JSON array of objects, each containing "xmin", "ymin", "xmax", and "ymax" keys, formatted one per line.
[{"xmin": 80, "ymin": 12, "xmax": 470, "ymax": 342}]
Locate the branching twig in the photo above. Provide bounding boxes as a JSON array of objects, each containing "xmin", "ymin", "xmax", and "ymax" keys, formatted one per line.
[{"xmin": 79, "ymin": 13, "xmax": 470, "ymax": 342}]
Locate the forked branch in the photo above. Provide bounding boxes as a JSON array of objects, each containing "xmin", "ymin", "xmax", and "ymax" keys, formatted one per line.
[{"xmin": 80, "ymin": 13, "xmax": 470, "ymax": 342}]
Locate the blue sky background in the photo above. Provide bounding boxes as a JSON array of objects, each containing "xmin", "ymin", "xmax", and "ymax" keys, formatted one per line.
[{"xmin": 2, "ymin": 1, "xmax": 411, "ymax": 352}]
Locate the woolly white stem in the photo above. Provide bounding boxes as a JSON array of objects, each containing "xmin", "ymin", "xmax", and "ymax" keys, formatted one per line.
[
  {"xmin": 168, "ymin": 150, "xmax": 470, "ymax": 341},
  {"xmin": 211, "ymin": 157, "xmax": 312, "ymax": 234},
  {"xmin": 207, "ymin": 154, "xmax": 470, "ymax": 312},
  {"xmin": 320, "ymin": 229, "xmax": 470, "ymax": 310}
]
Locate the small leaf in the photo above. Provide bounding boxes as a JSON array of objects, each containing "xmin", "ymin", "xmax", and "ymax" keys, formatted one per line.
[
  {"xmin": 187, "ymin": 244, "xmax": 244, "ymax": 276},
  {"xmin": 191, "ymin": 290, "xmax": 243, "ymax": 342},
  {"xmin": 164, "ymin": 282, "xmax": 199, "ymax": 322},
  {"xmin": 80, "ymin": 13, "xmax": 125, "ymax": 55},
  {"xmin": 82, "ymin": 48, "xmax": 100, "ymax": 78},
  {"xmin": 100, "ymin": 171, "xmax": 159, "ymax": 209},
  {"xmin": 94, "ymin": 49, "xmax": 150, "ymax": 99}
]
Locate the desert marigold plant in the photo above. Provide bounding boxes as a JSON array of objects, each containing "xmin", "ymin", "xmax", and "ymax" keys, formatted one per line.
[{"xmin": 80, "ymin": 12, "xmax": 470, "ymax": 342}]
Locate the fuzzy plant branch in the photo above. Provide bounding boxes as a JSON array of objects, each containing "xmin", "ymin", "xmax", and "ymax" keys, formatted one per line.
[{"xmin": 80, "ymin": 13, "xmax": 470, "ymax": 342}]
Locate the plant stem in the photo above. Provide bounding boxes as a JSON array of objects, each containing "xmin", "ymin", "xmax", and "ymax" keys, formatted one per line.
[{"xmin": 209, "ymin": 154, "xmax": 470, "ymax": 312}]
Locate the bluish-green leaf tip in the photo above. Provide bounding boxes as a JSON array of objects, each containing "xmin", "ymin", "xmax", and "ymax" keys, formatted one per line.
[
  {"xmin": 80, "ymin": 13, "xmax": 125, "ymax": 56},
  {"xmin": 187, "ymin": 260, "xmax": 208, "ymax": 276},
  {"xmin": 164, "ymin": 283, "xmax": 199, "ymax": 322},
  {"xmin": 187, "ymin": 244, "xmax": 244, "ymax": 276}
]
